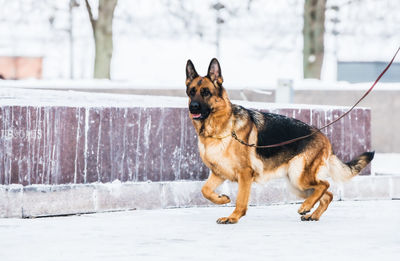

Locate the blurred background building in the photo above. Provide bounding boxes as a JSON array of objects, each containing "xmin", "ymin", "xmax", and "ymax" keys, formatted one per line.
[
  {"xmin": 0, "ymin": 0, "xmax": 398, "ymax": 85},
  {"xmin": 0, "ymin": 56, "xmax": 43, "ymax": 79}
]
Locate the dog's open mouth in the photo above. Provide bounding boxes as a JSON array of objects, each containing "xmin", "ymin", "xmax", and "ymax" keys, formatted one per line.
[
  {"xmin": 191, "ymin": 113, "xmax": 202, "ymax": 119},
  {"xmin": 189, "ymin": 107, "xmax": 211, "ymax": 120}
]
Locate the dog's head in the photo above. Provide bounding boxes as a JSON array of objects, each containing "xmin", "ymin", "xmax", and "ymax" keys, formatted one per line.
[{"xmin": 185, "ymin": 58, "xmax": 228, "ymax": 121}]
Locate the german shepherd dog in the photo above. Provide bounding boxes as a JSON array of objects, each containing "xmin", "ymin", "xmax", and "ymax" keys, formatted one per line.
[{"xmin": 185, "ymin": 58, "xmax": 374, "ymax": 224}]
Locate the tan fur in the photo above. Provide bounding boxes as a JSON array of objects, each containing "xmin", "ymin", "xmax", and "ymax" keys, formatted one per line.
[{"xmin": 186, "ymin": 61, "xmax": 372, "ymax": 224}]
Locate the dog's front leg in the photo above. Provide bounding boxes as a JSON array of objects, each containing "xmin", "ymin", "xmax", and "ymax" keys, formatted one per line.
[
  {"xmin": 217, "ymin": 169, "xmax": 253, "ymax": 224},
  {"xmin": 201, "ymin": 172, "xmax": 231, "ymax": 205}
]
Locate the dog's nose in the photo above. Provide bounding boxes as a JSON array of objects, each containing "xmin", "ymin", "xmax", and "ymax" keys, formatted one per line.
[{"xmin": 189, "ymin": 102, "xmax": 200, "ymax": 111}]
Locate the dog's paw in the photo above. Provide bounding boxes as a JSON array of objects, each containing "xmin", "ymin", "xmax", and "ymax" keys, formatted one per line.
[
  {"xmin": 217, "ymin": 194, "xmax": 231, "ymax": 204},
  {"xmin": 216, "ymin": 217, "xmax": 238, "ymax": 224},
  {"xmin": 301, "ymin": 214, "xmax": 319, "ymax": 221},
  {"xmin": 297, "ymin": 205, "xmax": 311, "ymax": 215}
]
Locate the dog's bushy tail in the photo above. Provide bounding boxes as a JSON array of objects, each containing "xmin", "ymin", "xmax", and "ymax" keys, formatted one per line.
[{"xmin": 328, "ymin": 151, "xmax": 375, "ymax": 182}]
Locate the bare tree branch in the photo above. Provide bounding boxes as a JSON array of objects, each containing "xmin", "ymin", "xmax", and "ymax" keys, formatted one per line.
[{"xmin": 84, "ymin": 0, "xmax": 96, "ymax": 32}]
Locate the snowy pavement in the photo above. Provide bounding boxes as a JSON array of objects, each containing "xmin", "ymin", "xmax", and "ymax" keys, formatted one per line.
[{"xmin": 0, "ymin": 200, "xmax": 399, "ymax": 261}]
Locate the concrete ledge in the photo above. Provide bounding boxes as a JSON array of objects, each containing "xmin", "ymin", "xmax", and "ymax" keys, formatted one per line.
[
  {"xmin": 22, "ymin": 185, "xmax": 96, "ymax": 218},
  {"xmin": 341, "ymin": 176, "xmax": 392, "ymax": 200},
  {"xmin": 1, "ymin": 176, "xmax": 397, "ymax": 218},
  {"xmin": 0, "ymin": 185, "xmax": 23, "ymax": 218},
  {"xmin": 392, "ymin": 176, "xmax": 400, "ymax": 199}
]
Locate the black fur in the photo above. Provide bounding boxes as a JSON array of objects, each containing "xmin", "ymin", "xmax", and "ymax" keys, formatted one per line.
[
  {"xmin": 233, "ymin": 105, "xmax": 315, "ymax": 160},
  {"xmin": 363, "ymin": 151, "xmax": 375, "ymax": 162},
  {"xmin": 207, "ymin": 58, "xmax": 222, "ymax": 80},
  {"xmin": 345, "ymin": 151, "xmax": 375, "ymax": 171},
  {"xmin": 186, "ymin": 60, "xmax": 198, "ymax": 80},
  {"xmin": 186, "ymin": 60, "xmax": 198, "ymax": 89}
]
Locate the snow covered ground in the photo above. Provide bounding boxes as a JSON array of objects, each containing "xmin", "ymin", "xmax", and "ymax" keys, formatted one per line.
[{"xmin": 0, "ymin": 200, "xmax": 399, "ymax": 261}]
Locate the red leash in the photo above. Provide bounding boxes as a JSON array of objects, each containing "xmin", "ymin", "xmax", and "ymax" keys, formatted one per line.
[{"xmin": 232, "ymin": 46, "xmax": 400, "ymax": 149}]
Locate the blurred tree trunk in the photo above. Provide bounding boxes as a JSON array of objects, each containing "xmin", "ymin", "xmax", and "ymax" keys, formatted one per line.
[
  {"xmin": 84, "ymin": 0, "xmax": 118, "ymax": 79},
  {"xmin": 303, "ymin": 0, "xmax": 326, "ymax": 79}
]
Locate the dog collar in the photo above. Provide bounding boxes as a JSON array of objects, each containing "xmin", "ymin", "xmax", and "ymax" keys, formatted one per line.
[{"xmin": 206, "ymin": 133, "xmax": 231, "ymax": 139}]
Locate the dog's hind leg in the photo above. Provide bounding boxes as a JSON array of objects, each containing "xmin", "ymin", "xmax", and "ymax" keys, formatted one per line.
[
  {"xmin": 217, "ymin": 168, "xmax": 253, "ymax": 224},
  {"xmin": 201, "ymin": 172, "xmax": 231, "ymax": 205},
  {"xmin": 292, "ymin": 148, "xmax": 331, "ymax": 219},
  {"xmin": 301, "ymin": 191, "xmax": 333, "ymax": 221},
  {"xmin": 297, "ymin": 179, "xmax": 330, "ymax": 216}
]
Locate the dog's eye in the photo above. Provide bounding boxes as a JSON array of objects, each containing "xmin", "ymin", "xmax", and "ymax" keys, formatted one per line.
[
  {"xmin": 201, "ymin": 89, "xmax": 211, "ymax": 97},
  {"xmin": 189, "ymin": 88, "xmax": 196, "ymax": 96}
]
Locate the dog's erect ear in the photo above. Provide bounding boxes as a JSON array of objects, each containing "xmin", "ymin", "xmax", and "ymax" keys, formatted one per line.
[
  {"xmin": 207, "ymin": 58, "xmax": 223, "ymax": 86},
  {"xmin": 186, "ymin": 60, "xmax": 199, "ymax": 86}
]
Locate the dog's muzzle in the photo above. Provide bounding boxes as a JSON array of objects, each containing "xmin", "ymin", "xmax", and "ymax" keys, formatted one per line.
[
  {"xmin": 189, "ymin": 101, "xmax": 202, "ymax": 119},
  {"xmin": 189, "ymin": 101, "xmax": 210, "ymax": 120}
]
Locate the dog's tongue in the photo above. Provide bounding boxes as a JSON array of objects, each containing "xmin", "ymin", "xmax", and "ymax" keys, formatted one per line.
[{"xmin": 192, "ymin": 113, "xmax": 201, "ymax": 119}]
